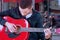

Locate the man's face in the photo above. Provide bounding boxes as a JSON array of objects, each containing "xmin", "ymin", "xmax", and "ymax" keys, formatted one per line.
[{"xmin": 20, "ymin": 7, "xmax": 32, "ymax": 16}]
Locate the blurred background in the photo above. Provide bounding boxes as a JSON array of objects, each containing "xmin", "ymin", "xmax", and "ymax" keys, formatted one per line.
[{"xmin": 0, "ymin": 0, "xmax": 60, "ymax": 40}]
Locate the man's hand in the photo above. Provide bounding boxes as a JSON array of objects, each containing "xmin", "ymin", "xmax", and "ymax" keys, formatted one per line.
[
  {"xmin": 44, "ymin": 27, "xmax": 52, "ymax": 39},
  {"xmin": 5, "ymin": 22, "xmax": 17, "ymax": 33}
]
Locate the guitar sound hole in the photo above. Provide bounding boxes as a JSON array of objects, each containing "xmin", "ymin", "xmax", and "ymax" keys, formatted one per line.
[
  {"xmin": 8, "ymin": 33, "xmax": 20, "ymax": 38},
  {"xmin": 5, "ymin": 26, "xmax": 21, "ymax": 38}
]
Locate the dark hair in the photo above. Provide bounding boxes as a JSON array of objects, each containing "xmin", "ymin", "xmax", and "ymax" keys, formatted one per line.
[{"xmin": 19, "ymin": 0, "xmax": 32, "ymax": 9}]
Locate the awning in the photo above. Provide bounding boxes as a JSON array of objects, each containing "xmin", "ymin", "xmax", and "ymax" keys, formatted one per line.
[
  {"xmin": 3, "ymin": 0, "xmax": 44, "ymax": 3},
  {"xmin": 3, "ymin": 0, "xmax": 17, "ymax": 3},
  {"xmin": 35, "ymin": 0, "xmax": 44, "ymax": 3}
]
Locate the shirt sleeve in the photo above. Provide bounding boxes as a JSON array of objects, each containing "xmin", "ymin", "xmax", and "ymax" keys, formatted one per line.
[
  {"xmin": 36, "ymin": 13, "xmax": 45, "ymax": 40},
  {"xmin": 0, "ymin": 10, "xmax": 10, "ymax": 25}
]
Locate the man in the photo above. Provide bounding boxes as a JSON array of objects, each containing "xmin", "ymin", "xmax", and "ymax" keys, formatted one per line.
[{"xmin": 0, "ymin": 0, "xmax": 45, "ymax": 40}]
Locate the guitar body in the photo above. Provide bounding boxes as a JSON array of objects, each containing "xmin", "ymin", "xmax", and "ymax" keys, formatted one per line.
[{"xmin": 0, "ymin": 16, "xmax": 29, "ymax": 40}]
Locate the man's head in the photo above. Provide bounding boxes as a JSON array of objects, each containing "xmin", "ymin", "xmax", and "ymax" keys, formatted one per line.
[
  {"xmin": 19, "ymin": 0, "xmax": 33, "ymax": 9},
  {"xmin": 19, "ymin": 0, "xmax": 33, "ymax": 16}
]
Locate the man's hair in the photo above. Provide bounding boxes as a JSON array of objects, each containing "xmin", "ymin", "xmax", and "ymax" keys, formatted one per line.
[{"xmin": 19, "ymin": 0, "xmax": 32, "ymax": 9}]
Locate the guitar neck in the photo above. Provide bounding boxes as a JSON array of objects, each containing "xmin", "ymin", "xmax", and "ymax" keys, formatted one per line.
[{"xmin": 19, "ymin": 28, "xmax": 44, "ymax": 32}]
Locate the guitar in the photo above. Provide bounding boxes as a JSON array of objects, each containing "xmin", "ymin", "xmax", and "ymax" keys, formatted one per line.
[
  {"xmin": 0, "ymin": 16, "xmax": 44, "ymax": 40},
  {"xmin": 0, "ymin": 16, "xmax": 30, "ymax": 40}
]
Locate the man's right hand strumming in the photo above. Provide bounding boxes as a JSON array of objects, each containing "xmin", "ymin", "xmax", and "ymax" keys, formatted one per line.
[{"xmin": 5, "ymin": 22, "xmax": 17, "ymax": 33}]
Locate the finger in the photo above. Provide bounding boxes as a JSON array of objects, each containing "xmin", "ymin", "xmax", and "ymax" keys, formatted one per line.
[
  {"xmin": 7, "ymin": 24, "xmax": 16, "ymax": 32},
  {"xmin": 13, "ymin": 25, "xmax": 18, "ymax": 32},
  {"xmin": 15, "ymin": 24, "xmax": 22, "ymax": 30},
  {"xmin": 9, "ymin": 26, "xmax": 14, "ymax": 32},
  {"xmin": 12, "ymin": 24, "xmax": 17, "ymax": 29}
]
